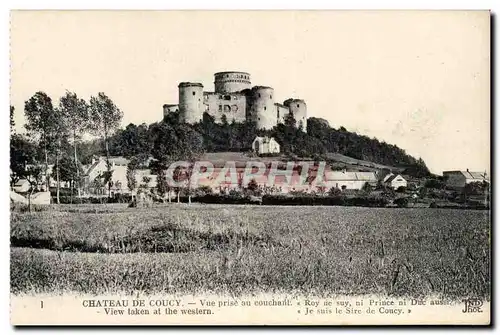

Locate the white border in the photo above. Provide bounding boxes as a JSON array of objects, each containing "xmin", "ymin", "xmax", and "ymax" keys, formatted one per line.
[{"xmin": 2, "ymin": 1, "xmax": 498, "ymax": 333}]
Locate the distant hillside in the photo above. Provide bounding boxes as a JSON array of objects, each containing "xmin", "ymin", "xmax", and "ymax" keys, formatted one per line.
[
  {"xmin": 90, "ymin": 111, "xmax": 430, "ymax": 177},
  {"xmin": 201, "ymin": 152, "xmax": 403, "ymax": 173},
  {"xmin": 326, "ymin": 152, "xmax": 405, "ymax": 173}
]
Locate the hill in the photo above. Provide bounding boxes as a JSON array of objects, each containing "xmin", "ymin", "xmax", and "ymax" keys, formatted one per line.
[
  {"xmin": 94, "ymin": 111, "xmax": 430, "ymax": 177},
  {"xmin": 200, "ymin": 151, "xmax": 402, "ymax": 173}
]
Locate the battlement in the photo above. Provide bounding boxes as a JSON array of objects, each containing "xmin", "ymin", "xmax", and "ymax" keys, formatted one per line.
[{"xmin": 178, "ymin": 82, "xmax": 203, "ymax": 88}]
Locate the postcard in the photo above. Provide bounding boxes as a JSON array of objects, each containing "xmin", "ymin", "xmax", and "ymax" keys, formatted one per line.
[{"xmin": 9, "ymin": 10, "xmax": 491, "ymax": 325}]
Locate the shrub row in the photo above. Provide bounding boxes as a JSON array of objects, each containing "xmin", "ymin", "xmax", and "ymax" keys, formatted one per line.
[
  {"xmin": 53, "ymin": 194, "xmax": 133, "ymax": 204},
  {"xmin": 52, "ymin": 193, "xmax": 394, "ymax": 207},
  {"xmin": 429, "ymin": 201, "xmax": 490, "ymax": 210},
  {"xmin": 261, "ymin": 195, "xmax": 390, "ymax": 207}
]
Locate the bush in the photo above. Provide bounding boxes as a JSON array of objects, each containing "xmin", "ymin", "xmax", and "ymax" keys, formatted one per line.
[
  {"xmin": 394, "ymin": 197, "xmax": 409, "ymax": 208},
  {"xmin": 425, "ymin": 179, "xmax": 445, "ymax": 189},
  {"xmin": 396, "ymin": 186, "xmax": 407, "ymax": 193},
  {"xmin": 261, "ymin": 195, "xmax": 389, "ymax": 207},
  {"xmin": 328, "ymin": 187, "xmax": 342, "ymax": 196},
  {"xmin": 53, "ymin": 194, "xmax": 133, "ymax": 204},
  {"xmin": 10, "ymin": 203, "xmax": 52, "ymax": 213},
  {"xmin": 195, "ymin": 185, "xmax": 213, "ymax": 196},
  {"xmin": 195, "ymin": 194, "xmax": 253, "ymax": 205}
]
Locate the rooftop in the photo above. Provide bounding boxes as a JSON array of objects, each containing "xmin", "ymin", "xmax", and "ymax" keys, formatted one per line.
[
  {"xmin": 215, "ymin": 71, "xmax": 251, "ymax": 76},
  {"xmin": 444, "ymin": 170, "xmax": 489, "ymax": 180},
  {"xmin": 178, "ymin": 82, "xmax": 203, "ymax": 88},
  {"xmin": 252, "ymin": 85, "xmax": 273, "ymax": 90}
]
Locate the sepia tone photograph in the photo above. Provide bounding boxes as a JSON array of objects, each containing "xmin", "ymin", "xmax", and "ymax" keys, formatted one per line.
[{"xmin": 9, "ymin": 10, "xmax": 491, "ymax": 325}]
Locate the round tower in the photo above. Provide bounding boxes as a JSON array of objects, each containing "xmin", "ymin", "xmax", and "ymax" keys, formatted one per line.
[
  {"xmin": 284, "ymin": 98, "xmax": 307, "ymax": 132},
  {"xmin": 214, "ymin": 71, "xmax": 251, "ymax": 93},
  {"xmin": 178, "ymin": 82, "xmax": 204, "ymax": 124},
  {"xmin": 251, "ymin": 86, "xmax": 276, "ymax": 130}
]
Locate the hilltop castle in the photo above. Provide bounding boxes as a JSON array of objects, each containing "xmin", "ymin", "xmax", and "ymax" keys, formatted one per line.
[{"xmin": 162, "ymin": 71, "xmax": 307, "ymax": 131}]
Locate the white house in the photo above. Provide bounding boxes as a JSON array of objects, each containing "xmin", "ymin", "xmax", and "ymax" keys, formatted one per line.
[
  {"xmin": 252, "ymin": 136, "xmax": 280, "ymax": 155},
  {"xmin": 324, "ymin": 170, "xmax": 378, "ymax": 190},
  {"xmin": 383, "ymin": 173, "xmax": 407, "ymax": 189},
  {"xmin": 84, "ymin": 156, "xmax": 158, "ymax": 195},
  {"xmin": 443, "ymin": 170, "xmax": 489, "ymax": 189},
  {"xmin": 13, "ymin": 179, "xmax": 30, "ymax": 193}
]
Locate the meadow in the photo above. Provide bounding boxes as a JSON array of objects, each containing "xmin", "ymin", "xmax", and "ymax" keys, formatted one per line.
[{"xmin": 10, "ymin": 204, "xmax": 490, "ymax": 300}]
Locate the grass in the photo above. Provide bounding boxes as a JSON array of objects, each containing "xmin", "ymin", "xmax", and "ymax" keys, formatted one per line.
[{"xmin": 10, "ymin": 204, "xmax": 490, "ymax": 300}]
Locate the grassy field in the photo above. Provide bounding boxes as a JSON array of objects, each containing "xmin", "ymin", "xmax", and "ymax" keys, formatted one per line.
[{"xmin": 10, "ymin": 204, "xmax": 490, "ymax": 300}]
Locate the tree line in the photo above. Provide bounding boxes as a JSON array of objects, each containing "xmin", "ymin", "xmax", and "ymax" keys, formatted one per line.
[
  {"xmin": 10, "ymin": 91, "xmax": 123, "ymax": 203},
  {"xmin": 105, "ymin": 111, "xmax": 430, "ymax": 177},
  {"xmin": 11, "ymin": 91, "xmax": 431, "ymax": 203}
]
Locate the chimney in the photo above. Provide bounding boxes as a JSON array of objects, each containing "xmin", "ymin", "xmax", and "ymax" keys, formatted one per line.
[{"xmin": 466, "ymin": 168, "xmax": 469, "ymax": 172}]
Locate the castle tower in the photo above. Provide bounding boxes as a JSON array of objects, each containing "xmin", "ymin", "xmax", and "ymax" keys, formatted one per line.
[
  {"xmin": 284, "ymin": 98, "xmax": 307, "ymax": 132},
  {"xmin": 251, "ymin": 86, "xmax": 276, "ymax": 130},
  {"xmin": 178, "ymin": 82, "xmax": 204, "ymax": 124},
  {"xmin": 214, "ymin": 71, "xmax": 251, "ymax": 93}
]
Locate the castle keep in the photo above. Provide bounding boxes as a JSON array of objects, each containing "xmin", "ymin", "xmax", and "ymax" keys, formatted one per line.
[{"xmin": 162, "ymin": 71, "xmax": 307, "ymax": 131}]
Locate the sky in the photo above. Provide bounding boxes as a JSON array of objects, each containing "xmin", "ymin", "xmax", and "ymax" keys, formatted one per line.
[{"xmin": 10, "ymin": 10, "xmax": 490, "ymax": 175}]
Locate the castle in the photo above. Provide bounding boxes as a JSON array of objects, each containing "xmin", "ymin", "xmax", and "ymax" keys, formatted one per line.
[{"xmin": 162, "ymin": 71, "xmax": 307, "ymax": 131}]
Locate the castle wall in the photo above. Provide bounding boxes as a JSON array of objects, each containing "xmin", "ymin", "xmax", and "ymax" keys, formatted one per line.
[
  {"xmin": 251, "ymin": 86, "xmax": 276, "ymax": 130},
  {"xmin": 214, "ymin": 72, "xmax": 251, "ymax": 93},
  {"xmin": 284, "ymin": 98, "xmax": 307, "ymax": 132},
  {"xmin": 173, "ymin": 72, "xmax": 307, "ymax": 130},
  {"xmin": 203, "ymin": 92, "xmax": 247, "ymax": 123},
  {"xmin": 163, "ymin": 104, "xmax": 178, "ymax": 118},
  {"xmin": 179, "ymin": 82, "xmax": 204, "ymax": 124},
  {"xmin": 275, "ymin": 103, "xmax": 290, "ymax": 124}
]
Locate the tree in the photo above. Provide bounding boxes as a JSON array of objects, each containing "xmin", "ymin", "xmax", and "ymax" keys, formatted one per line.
[
  {"xmin": 111, "ymin": 123, "xmax": 151, "ymax": 160},
  {"xmin": 24, "ymin": 92, "xmax": 59, "ymax": 190},
  {"xmin": 53, "ymin": 154, "xmax": 84, "ymax": 202},
  {"xmin": 361, "ymin": 182, "xmax": 373, "ymax": 194},
  {"xmin": 59, "ymin": 91, "xmax": 90, "ymax": 197},
  {"xmin": 463, "ymin": 181, "xmax": 490, "ymax": 204},
  {"xmin": 25, "ymin": 165, "xmax": 43, "ymax": 212},
  {"xmin": 151, "ymin": 122, "xmax": 205, "ymax": 204},
  {"xmin": 10, "ymin": 134, "xmax": 37, "ymax": 187},
  {"xmin": 126, "ymin": 158, "xmax": 138, "ymax": 194},
  {"xmin": 88, "ymin": 92, "xmax": 124, "ymax": 197},
  {"xmin": 156, "ymin": 168, "xmax": 170, "ymax": 201},
  {"xmin": 52, "ymin": 107, "xmax": 70, "ymax": 204},
  {"xmin": 246, "ymin": 178, "xmax": 259, "ymax": 195}
]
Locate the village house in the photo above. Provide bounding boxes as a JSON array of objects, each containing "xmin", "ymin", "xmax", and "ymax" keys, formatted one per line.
[
  {"xmin": 12, "ymin": 179, "xmax": 30, "ymax": 193},
  {"xmin": 83, "ymin": 156, "xmax": 157, "ymax": 196},
  {"xmin": 442, "ymin": 169, "xmax": 489, "ymax": 189},
  {"xmin": 382, "ymin": 173, "xmax": 408, "ymax": 190},
  {"xmin": 252, "ymin": 136, "xmax": 280, "ymax": 155},
  {"xmin": 324, "ymin": 170, "xmax": 378, "ymax": 190}
]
